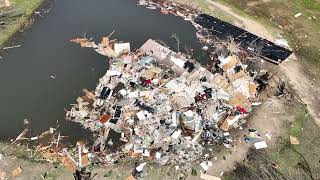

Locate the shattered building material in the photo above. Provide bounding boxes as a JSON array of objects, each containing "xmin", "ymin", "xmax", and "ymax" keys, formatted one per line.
[
  {"xmin": 11, "ymin": 129, "xmax": 28, "ymax": 144},
  {"xmin": 0, "ymin": 170, "xmax": 6, "ymax": 179},
  {"xmin": 70, "ymin": 34, "xmax": 130, "ymax": 58},
  {"xmin": 114, "ymin": 42, "xmax": 131, "ymax": 57},
  {"xmin": 66, "ymin": 37, "xmax": 263, "ymax": 167},
  {"xmin": 11, "ymin": 167, "xmax": 22, "ymax": 177},
  {"xmin": 61, "ymin": 149, "xmax": 78, "ymax": 172},
  {"xmin": 290, "ymin": 135, "xmax": 300, "ymax": 145},
  {"xmin": 254, "ymin": 141, "xmax": 268, "ymax": 149},
  {"xmin": 194, "ymin": 14, "xmax": 292, "ymax": 64}
]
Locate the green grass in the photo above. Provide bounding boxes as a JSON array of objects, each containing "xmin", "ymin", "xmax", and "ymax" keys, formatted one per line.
[
  {"xmin": 174, "ymin": 0, "xmax": 320, "ymax": 70},
  {"xmin": 223, "ymin": 105, "xmax": 320, "ymax": 179},
  {"xmin": 288, "ymin": 107, "xmax": 308, "ymax": 138},
  {"xmin": 268, "ymin": 105, "xmax": 319, "ymax": 178},
  {"xmin": 0, "ymin": 0, "xmax": 44, "ymax": 48},
  {"xmin": 217, "ymin": 0, "xmax": 320, "ymax": 70}
]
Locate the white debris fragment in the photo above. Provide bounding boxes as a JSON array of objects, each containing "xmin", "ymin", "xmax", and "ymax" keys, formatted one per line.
[
  {"xmin": 136, "ymin": 111, "xmax": 146, "ymax": 121},
  {"xmin": 275, "ymin": 38, "xmax": 290, "ymax": 48},
  {"xmin": 254, "ymin": 141, "xmax": 268, "ymax": 149},
  {"xmin": 265, "ymin": 132, "xmax": 272, "ymax": 140},
  {"xmin": 23, "ymin": 119, "xmax": 29, "ymax": 125},
  {"xmin": 30, "ymin": 136, "xmax": 38, "ymax": 141},
  {"xmin": 294, "ymin": 13, "xmax": 303, "ymax": 18},
  {"xmin": 171, "ymin": 129, "xmax": 182, "ymax": 139},
  {"xmin": 200, "ymin": 161, "xmax": 209, "ymax": 171},
  {"xmin": 290, "ymin": 136, "xmax": 300, "ymax": 145},
  {"xmin": 143, "ymin": 149, "xmax": 150, "ymax": 157},
  {"xmin": 106, "ymin": 70, "xmax": 121, "ymax": 76},
  {"xmin": 114, "ymin": 43, "xmax": 131, "ymax": 57},
  {"xmin": 136, "ymin": 162, "xmax": 147, "ymax": 172},
  {"xmin": 202, "ymin": 46, "xmax": 209, "ymax": 51},
  {"xmin": 155, "ymin": 152, "xmax": 161, "ymax": 160},
  {"xmin": 49, "ymin": 127, "xmax": 55, "ymax": 134}
]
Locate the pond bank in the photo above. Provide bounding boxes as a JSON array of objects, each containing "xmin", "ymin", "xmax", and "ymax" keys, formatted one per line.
[{"xmin": 0, "ymin": 0, "xmax": 46, "ymax": 48}]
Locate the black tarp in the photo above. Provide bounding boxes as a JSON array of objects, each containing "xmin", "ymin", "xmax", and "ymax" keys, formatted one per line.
[{"xmin": 194, "ymin": 14, "xmax": 292, "ymax": 63}]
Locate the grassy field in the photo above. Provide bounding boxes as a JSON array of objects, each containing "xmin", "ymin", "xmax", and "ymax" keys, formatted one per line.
[
  {"xmin": 269, "ymin": 106, "xmax": 320, "ymax": 179},
  {"xmin": 222, "ymin": 106, "xmax": 320, "ymax": 180},
  {"xmin": 0, "ymin": 0, "xmax": 44, "ymax": 48},
  {"xmin": 218, "ymin": 0, "xmax": 320, "ymax": 70},
  {"xmin": 169, "ymin": 0, "xmax": 320, "ymax": 179},
  {"xmin": 172, "ymin": 0, "xmax": 320, "ymax": 72}
]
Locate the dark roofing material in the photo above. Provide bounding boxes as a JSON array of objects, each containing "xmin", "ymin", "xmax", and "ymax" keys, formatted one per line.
[{"xmin": 194, "ymin": 14, "xmax": 292, "ymax": 64}]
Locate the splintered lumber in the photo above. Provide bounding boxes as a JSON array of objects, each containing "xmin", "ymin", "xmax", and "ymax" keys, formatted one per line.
[
  {"xmin": 61, "ymin": 149, "xmax": 78, "ymax": 172},
  {"xmin": 12, "ymin": 129, "xmax": 28, "ymax": 144},
  {"xmin": 11, "ymin": 167, "xmax": 22, "ymax": 177}
]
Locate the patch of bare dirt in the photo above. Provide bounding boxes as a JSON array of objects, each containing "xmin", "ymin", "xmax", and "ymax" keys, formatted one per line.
[
  {"xmin": 197, "ymin": 73, "xmax": 299, "ymax": 177},
  {"xmin": 206, "ymin": 0, "xmax": 275, "ymax": 41},
  {"xmin": 279, "ymin": 60, "xmax": 320, "ymax": 125},
  {"xmin": 203, "ymin": 0, "xmax": 320, "ymax": 125}
]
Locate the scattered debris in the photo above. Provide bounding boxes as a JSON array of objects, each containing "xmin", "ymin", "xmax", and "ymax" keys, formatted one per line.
[
  {"xmin": 23, "ymin": 118, "xmax": 30, "ymax": 125},
  {"xmin": 71, "ymin": 31, "xmax": 130, "ymax": 58},
  {"xmin": 200, "ymin": 170, "xmax": 221, "ymax": 180},
  {"xmin": 0, "ymin": 169, "xmax": 6, "ymax": 179},
  {"xmin": 135, "ymin": 162, "xmax": 147, "ymax": 172},
  {"xmin": 265, "ymin": 131, "xmax": 272, "ymax": 140},
  {"xmin": 2, "ymin": 45, "xmax": 21, "ymax": 50},
  {"xmin": 11, "ymin": 166, "xmax": 22, "ymax": 177},
  {"xmin": 11, "ymin": 129, "xmax": 28, "ymax": 144},
  {"xmin": 66, "ymin": 37, "xmax": 264, "ymax": 169},
  {"xmin": 290, "ymin": 135, "xmax": 300, "ymax": 145},
  {"xmin": 294, "ymin": 13, "xmax": 303, "ymax": 18},
  {"xmin": 254, "ymin": 141, "xmax": 268, "ymax": 149},
  {"xmin": 3, "ymin": 1, "xmax": 295, "ymax": 179}
]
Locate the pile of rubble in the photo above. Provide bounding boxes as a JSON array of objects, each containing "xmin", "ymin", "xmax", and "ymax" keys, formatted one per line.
[{"xmin": 66, "ymin": 38, "xmax": 261, "ymax": 169}]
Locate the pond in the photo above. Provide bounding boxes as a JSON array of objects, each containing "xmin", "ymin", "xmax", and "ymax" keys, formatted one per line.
[{"xmin": 0, "ymin": 0, "xmax": 206, "ymax": 141}]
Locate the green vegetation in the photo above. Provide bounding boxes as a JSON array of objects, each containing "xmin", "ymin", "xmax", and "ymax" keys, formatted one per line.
[
  {"xmin": 191, "ymin": 168, "xmax": 197, "ymax": 176},
  {"xmin": 288, "ymin": 107, "xmax": 308, "ymax": 138},
  {"xmin": 268, "ymin": 106, "xmax": 320, "ymax": 179},
  {"xmin": 104, "ymin": 170, "xmax": 113, "ymax": 177},
  {"xmin": 0, "ymin": 142, "xmax": 42, "ymax": 162},
  {"xmin": 223, "ymin": 105, "xmax": 320, "ymax": 179},
  {"xmin": 0, "ymin": 0, "xmax": 44, "ymax": 48},
  {"xmin": 217, "ymin": 0, "xmax": 320, "ymax": 70}
]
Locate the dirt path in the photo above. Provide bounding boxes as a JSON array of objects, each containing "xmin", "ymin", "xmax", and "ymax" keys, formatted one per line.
[
  {"xmin": 206, "ymin": 0, "xmax": 275, "ymax": 41},
  {"xmin": 279, "ymin": 60, "xmax": 320, "ymax": 124},
  {"xmin": 205, "ymin": 0, "xmax": 320, "ymax": 123},
  {"xmin": 169, "ymin": 0, "xmax": 320, "ymax": 177}
]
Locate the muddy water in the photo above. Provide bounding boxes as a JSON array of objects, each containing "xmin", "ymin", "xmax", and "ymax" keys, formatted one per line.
[{"xmin": 0, "ymin": 0, "xmax": 205, "ymax": 141}]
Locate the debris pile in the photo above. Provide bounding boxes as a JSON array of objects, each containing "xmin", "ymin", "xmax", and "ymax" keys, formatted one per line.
[
  {"xmin": 70, "ymin": 31, "xmax": 131, "ymax": 58},
  {"xmin": 5, "ymin": 127, "xmax": 93, "ymax": 179},
  {"xmin": 66, "ymin": 38, "xmax": 261, "ymax": 168},
  {"xmin": 138, "ymin": 0, "xmax": 292, "ymax": 64}
]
